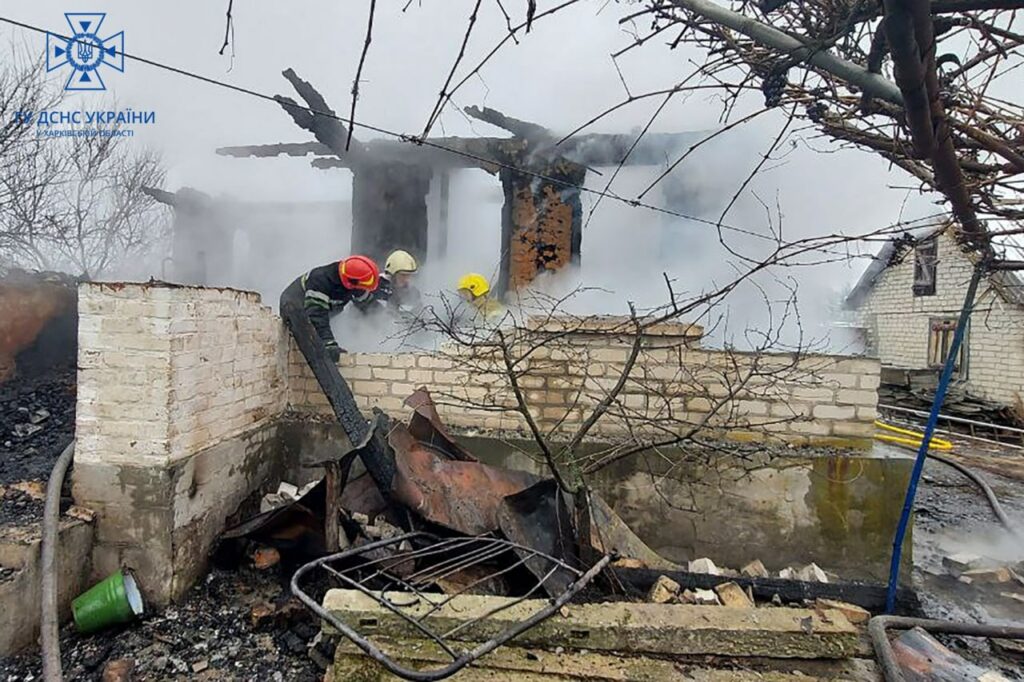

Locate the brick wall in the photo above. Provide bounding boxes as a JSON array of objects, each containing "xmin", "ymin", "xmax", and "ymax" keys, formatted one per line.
[
  {"xmin": 853, "ymin": 229, "xmax": 1024, "ymax": 405},
  {"xmin": 73, "ymin": 282, "xmax": 289, "ymax": 604},
  {"xmin": 287, "ymin": 340, "xmax": 881, "ymax": 447},
  {"xmin": 72, "ymin": 283, "xmax": 882, "ymax": 604}
]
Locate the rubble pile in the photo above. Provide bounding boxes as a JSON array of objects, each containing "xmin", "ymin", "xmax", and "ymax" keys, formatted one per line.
[
  {"xmin": 0, "ymin": 366, "xmax": 76, "ymax": 486},
  {"xmin": 940, "ymin": 552, "xmax": 1024, "ymax": 601}
]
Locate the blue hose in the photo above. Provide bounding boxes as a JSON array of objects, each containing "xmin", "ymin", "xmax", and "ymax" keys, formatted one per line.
[{"xmin": 884, "ymin": 262, "xmax": 986, "ymax": 613}]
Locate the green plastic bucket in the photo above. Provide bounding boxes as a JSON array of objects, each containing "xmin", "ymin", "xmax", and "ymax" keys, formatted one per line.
[{"xmin": 72, "ymin": 569, "xmax": 145, "ymax": 634}]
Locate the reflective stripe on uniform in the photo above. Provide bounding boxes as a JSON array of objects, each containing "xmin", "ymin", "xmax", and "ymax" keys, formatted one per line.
[{"xmin": 304, "ymin": 289, "xmax": 330, "ymax": 309}]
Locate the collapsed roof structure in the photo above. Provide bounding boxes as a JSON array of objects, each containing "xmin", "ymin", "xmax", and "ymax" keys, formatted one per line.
[{"xmin": 158, "ymin": 68, "xmax": 705, "ymax": 295}]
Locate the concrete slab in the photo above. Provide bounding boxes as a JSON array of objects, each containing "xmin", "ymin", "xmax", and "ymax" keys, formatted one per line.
[
  {"xmin": 0, "ymin": 516, "xmax": 94, "ymax": 655},
  {"xmin": 322, "ymin": 589, "xmax": 861, "ymax": 659},
  {"xmin": 329, "ymin": 637, "xmax": 879, "ymax": 681}
]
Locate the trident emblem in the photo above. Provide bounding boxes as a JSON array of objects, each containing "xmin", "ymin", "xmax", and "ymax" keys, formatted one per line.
[{"xmin": 46, "ymin": 13, "xmax": 124, "ymax": 91}]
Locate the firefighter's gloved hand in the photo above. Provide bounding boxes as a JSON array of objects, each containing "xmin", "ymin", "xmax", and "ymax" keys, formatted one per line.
[{"xmin": 325, "ymin": 343, "xmax": 344, "ymax": 362}]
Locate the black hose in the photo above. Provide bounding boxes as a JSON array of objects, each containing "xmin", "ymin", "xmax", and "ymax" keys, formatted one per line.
[
  {"xmin": 870, "ymin": 615, "xmax": 1024, "ymax": 682},
  {"xmin": 927, "ymin": 452, "xmax": 1021, "ymax": 537},
  {"xmin": 41, "ymin": 440, "xmax": 74, "ymax": 682}
]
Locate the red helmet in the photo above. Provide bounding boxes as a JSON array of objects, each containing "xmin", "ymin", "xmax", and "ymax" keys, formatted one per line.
[{"xmin": 338, "ymin": 255, "xmax": 380, "ymax": 291}]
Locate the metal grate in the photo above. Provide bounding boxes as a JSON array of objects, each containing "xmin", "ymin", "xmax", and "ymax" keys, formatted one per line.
[{"xmin": 291, "ymin": 532, "xmax": 610, "ymax": 681}]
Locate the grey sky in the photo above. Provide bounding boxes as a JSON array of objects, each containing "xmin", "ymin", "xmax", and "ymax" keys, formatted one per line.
[{"xmin": 2, "ymin": 0, "xmax": 942, "ymax": 330}]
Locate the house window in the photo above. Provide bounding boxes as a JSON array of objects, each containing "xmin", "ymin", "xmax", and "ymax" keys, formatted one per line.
[
  {"xmin": 927, "ymin": 317, "xmax": 968, "ymax": 374},
  {"xmin": 913, "ymin": 238, "xmax": 937, "ymax": 296}
]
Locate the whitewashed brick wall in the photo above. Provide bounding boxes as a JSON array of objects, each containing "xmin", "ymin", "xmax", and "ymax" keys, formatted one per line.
[
  {"xmin": 287, "ymin": 343, "xmax": 881, "ymax": 447},
  {"xmin": 854, "ymin": 229, "xmax": 1024, "ymax": 405},
  {"xmin": 76, "ymin": 282, "xmax": 287, "ymax": 467}
]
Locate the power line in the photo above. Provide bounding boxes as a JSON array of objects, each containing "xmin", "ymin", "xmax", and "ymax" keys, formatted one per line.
[
  {"xmin": 0, "ymin": 15, "xmax": 956, "ymax": 250},
  {"xmin": 0, "ymin": 14, "xmax": 778, "ymax": 241}
]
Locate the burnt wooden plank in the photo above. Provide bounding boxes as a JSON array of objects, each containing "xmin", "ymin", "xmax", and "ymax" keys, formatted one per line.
[{"xmin": 610, "ymin": 566, "xmax": 922, "ymax": 616}]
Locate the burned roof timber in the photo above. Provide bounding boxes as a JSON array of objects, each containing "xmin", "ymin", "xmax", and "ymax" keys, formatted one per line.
[{"xmin": 215, "ymin": 69, "xmax": 707, "ymax": 173}]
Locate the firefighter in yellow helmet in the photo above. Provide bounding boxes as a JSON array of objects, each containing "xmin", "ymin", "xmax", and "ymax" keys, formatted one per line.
[{"xmin": 457, "ymin": 273, "xmax": 504, "ymax": 320}]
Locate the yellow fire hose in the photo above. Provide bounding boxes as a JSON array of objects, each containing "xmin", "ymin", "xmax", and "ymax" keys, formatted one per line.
[{"xmin": 873, "ymin": 420, "xmax": 953, "ymax": 451}]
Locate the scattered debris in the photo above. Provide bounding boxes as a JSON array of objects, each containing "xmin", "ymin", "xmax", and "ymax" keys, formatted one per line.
[
  {"xmin": 191, "ymin": 659, "xmax": 209, "ymax": 673},
  {"xmin": 741, "ymin": 559, "xmax": 770, "ymax": 579},
  {"xmin": 0, "ymin": 568, "xmax": 321, "ymax": 680},
  {"xmin": 814, "ymin": 598, "xmax": 870, "ymax": 625},
  {"xmin": 0, "ymin": 366, "xmax": 76, "ymax": 486},
  {"xmin": 943, "ymin": 552, "xmax": 986, "ymax": 575},
  {"xmin": 778, "ymin": 567, "xmax": 797, "ymax": 580},
  {"xmin": 100, "ymin": 658, "xmax": 134, "ymax": 682},
  {"xmin": 688, "ymin": 557, "xmax": 720, "ymax": 575},
  {"xmin": 991, "ymin": 637, "xmax": 1024, "ymax": 659},
  {"xmin": 252, "ymin": 546, "xmax": 281, "ymax": 571},
  {"xmin": 796, "ymin": 563, "xmax": 829, "ymax": 583},
  {"xmin": 891, "ymin": 627, "xmax": 1013, "ymax": 681},
  {"xmin": 714, "ymin": 581, "xmax": 754, "ymax": 608},
  {"xmin": 691, "ymin": 588, "xmax": 720, "ymax": 605},
  {"xmin": 999, "ymin": 591, "xmax": 1024, "ymax": 605},
  {"xmin": 647, "ymin": 575, "xmax": 681, "ymax": 604},
  {"xmin": 961, "ymin": 567, "xmax": 1013, "ymax": 584}
]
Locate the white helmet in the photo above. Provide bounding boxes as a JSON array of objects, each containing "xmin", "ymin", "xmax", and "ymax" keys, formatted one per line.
[{"xmin": 384, "ymin": 250, "xmax": 418, "ymax": 276}]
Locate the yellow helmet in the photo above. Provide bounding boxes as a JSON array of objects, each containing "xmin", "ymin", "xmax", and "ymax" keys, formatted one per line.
[
  {"xmin": 457, "ymin": 273, "xmax": 490, "ymax": 298},
  {"xmin": 384, "ymin": 250, "xmax": 418, "ymax": 276}
]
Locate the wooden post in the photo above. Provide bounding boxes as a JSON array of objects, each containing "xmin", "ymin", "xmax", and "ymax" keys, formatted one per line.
[
  {"xmin": 351, "ymin": 160, "xmax": 432, "ymax": 264},
  {"xmin": 437, "ymin": 171, "xmax": 450, "ymax": 260},
  {"xmin": 324, "ymin": 460, "xmax": 341, "ymax": 552}
]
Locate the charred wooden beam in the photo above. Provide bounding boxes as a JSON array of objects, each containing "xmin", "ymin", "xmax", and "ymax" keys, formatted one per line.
[
  {"xmin": 216, "ymin": 142, "xmax": 331, "ymax": 158},
  {"xmin": 464, "ymin": 105, "xmax": 551, "ymax": 140},
  {"xmin": 277, "ymin": 68, "xmax": 368, "ymax": 162},
  {"xmin": 351, "ymin": 161, "xmax": 432, "ymax": 265}
]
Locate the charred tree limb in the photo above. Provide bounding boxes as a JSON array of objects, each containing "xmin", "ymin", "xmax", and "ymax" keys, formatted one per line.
[
  {"xmin": 883, "ymin": 0, "xmax": 989, "ymax": 251},
  {"xmin": 667, "ymin": 0, "xmax": 905, "ymax": 106}
]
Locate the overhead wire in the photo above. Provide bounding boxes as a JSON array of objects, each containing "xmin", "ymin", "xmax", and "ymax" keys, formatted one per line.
[
  {"xmin": 0, "ymin": 15, "xmax": 964, "ymax": 252},
  {"xmin": 0, "ymin": 15, "xmax": 777, "ymax": 243}
]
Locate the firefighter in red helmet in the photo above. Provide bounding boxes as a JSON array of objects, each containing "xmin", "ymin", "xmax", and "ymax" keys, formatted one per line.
[{"xmin": 279, "ymin": 255, "xmax": 380, "ymax": 361}]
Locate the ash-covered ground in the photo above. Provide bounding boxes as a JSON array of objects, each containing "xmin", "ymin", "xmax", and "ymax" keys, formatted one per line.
[
  {"xmin": 0, "ymin": 367, "xmax": 76, "ymax": 487},
  {"xmin": 0, "ymin": 566, "xmax": 326, "ymax": 682}
]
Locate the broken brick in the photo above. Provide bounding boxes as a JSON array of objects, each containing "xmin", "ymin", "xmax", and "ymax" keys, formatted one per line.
[
  {"xmin": 796, "ymin": 563, "xmax": 829, "ymax": 583},
  {"xmin": 101, "ymin": 659, "xmax": 134, "ymax": 682},
  {"xmin": 961, "ymin": 567, "xmax": 1012, "ymax": 584},
  {"xmin": 691, "ymin": 588, "xmax": 720, "ymax": 605},
  {"xmin": 646, "ymin": 575, "xmax": 681, "ymax": 604},
  {"xmin": 814, "ymin": 598, "xmax": 870, "ymax": 625},
  {"xmin": 252, "ymin": 547, "xmax": 281, "ymax": 570},
  {"xmin": 714, "ymin": 581, "xmax": 754, "ymax": 608},
  {"xmin": 741, "ymin": 559, "xmax": 769, "ymax": 579},
  {"xmin": 688, "ymin": 557, "xmax": 720, "ymax": 576},
  {"xmin": 942, "ymin": 553, "xmax": 985, "ymax": 575}
]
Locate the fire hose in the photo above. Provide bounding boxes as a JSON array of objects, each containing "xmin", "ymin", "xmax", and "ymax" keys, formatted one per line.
[
  {"xmin": 874, "ymin": 420, "xmax": 1019, "ymax": 536},
  {"xmin": 41, "ymin": 440, "xmax": 74, "ymax": 682}
]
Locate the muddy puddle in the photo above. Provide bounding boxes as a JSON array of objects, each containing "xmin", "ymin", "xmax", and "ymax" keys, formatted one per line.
[{"xmin": 463, "ymin": 437, "xmax": 915, "ymax": 581}]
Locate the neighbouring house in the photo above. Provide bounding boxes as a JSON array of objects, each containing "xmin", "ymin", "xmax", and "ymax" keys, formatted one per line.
[{"xmin": 844, "ymin": 223, "xmax": 1024, "ymax": 410}]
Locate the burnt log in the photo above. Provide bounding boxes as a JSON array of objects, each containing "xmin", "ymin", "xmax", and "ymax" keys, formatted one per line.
[{"xmin": 609, "ymin": 565, "xmax": 923, "ymax": 616}]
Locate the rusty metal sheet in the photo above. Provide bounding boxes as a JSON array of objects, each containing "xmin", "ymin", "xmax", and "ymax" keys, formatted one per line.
[
  {"xmin": 891, "ymin": 626, "xmax": 1005, "ymax": 681},
  {"xmin": 403, "ymin": 388, "xmax": 477, "ymax": 462},
  {"xmin": 388, "ymin": 423, "xmax": 539, "ymax": 535},
  {"xmin": 588, "ymin": 494, "xmax": 681, "ymax": 571},
  {"xmin": 497, "ymin": 479, "xmax": 580, "ymax": 597}
]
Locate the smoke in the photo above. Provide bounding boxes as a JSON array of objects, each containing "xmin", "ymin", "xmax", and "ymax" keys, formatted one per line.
[{"xmin": 11, "ymin": 1, "xmax": 939, "ymax": 355}]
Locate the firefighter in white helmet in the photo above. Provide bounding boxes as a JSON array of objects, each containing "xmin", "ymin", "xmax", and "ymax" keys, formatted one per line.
[{"xmin": 356, "ymin": 249, "xmax": 421, "ymax": 314}]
